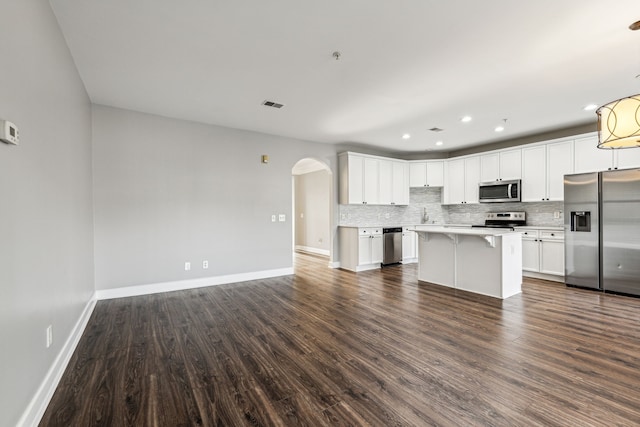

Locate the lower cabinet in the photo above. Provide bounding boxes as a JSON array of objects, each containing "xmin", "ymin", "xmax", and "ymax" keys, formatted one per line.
[
  {"xmin": 339, "ymin": 227, "xmax": 382, "ymax": 272},
  {"xmin": 517, "ymin": 228, "xmax": 565, "ymax": 281},
  {"xmin": 402, "ymin": 227, "xmax": 418, "ymax": 263}
]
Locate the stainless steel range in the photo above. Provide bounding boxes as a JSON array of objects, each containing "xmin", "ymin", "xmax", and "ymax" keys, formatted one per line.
[{"xmin": 472, "ymin": 212, "xmax": 526, "ymax": 230}]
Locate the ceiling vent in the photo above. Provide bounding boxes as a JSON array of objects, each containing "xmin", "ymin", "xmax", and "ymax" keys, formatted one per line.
[
  {"xmin": 262, "ymin": 100, "xmax": 285, "ymax": 109},
  {"xmin": 429, "ymin": 127, "xmax": 444, "ymax": 132}
]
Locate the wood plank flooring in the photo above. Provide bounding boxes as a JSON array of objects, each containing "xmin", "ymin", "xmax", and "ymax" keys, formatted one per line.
[{"xmin": 40, "ymin": 253, "xmax": 640, "ymax": 426}]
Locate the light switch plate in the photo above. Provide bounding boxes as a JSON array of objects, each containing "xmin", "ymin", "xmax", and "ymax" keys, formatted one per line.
[
  {"xmin": 279, "ymin": 214, "xmax": 286, "ymax": 222},
  {"xmin": 271, "ymin": 215, "xmax": 276, "ymax": 222}
]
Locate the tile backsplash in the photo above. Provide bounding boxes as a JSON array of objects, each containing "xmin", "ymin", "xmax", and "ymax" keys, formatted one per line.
[{"xmin": 338, "ymin": 188, "xmax": 565, "ymax": 227}]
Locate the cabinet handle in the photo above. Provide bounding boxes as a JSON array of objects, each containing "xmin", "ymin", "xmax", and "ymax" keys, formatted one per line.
[{"xmin": 551, "ymin": 233, "xmax": 555, "ymax": 236}]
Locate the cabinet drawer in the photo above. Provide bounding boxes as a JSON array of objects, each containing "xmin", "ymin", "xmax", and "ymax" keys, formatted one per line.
[
  {"xmin": 359, "ymin": 227, "xmax": 382, "ymax": 236},
  {"xmin": 540, "ymin": 230, "xmax": 564, "ymax": 240},
  {"xmin": 517, "ymin": 229, "xmax": 539, "ymax": 239}
]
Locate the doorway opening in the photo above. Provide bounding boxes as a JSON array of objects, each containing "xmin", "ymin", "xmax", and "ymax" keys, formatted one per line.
[{"xmin": 292, "ymin": 158, "xmax": 333, "ymax": 265}]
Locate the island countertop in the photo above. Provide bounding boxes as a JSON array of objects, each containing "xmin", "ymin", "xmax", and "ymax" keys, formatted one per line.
[
  {"xmin": 413, "ymin": 226, "xmax": 522, "ymax": 299},
  {"xmin": 409, "ymin": 225, "xmax": 522, "ymax": 237}
]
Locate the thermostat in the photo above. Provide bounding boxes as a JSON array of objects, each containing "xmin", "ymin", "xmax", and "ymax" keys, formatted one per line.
[{"xmin": 1, "ymin": 119, "xmax": 19, "ymax": 145}]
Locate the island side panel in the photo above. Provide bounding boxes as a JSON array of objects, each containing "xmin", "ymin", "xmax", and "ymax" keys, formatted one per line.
[
  {"xmin": 500, "ymin": 233, "xmax": 523, "ymax": 299},
  {"xmin": 456, "ymin": 234, "xmax": 505, "ymax": 298},
  {"xmin": 417, "ymin": 232, "xmax": 455, "ymax": 288}
]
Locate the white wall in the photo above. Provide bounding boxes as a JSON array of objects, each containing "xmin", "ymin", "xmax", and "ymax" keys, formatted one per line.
[
  {"xmin": 294, "ymin": 170, "xmax": 331, "ymax": 254},
  {"xmin": 92, "ymin": 105, "xmax": 339, "ymax": 291},
  {"xmin": 0, "ymin": 1, "xmax": 95, "ymax": 425}
]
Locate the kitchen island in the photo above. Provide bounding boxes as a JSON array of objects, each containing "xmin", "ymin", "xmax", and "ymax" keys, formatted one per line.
[{"xmin": 412, "ymin": 226, "xmax": 522, "ymax": 299}]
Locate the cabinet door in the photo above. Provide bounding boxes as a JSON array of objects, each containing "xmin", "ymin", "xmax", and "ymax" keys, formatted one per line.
[
  {"xmin": 546, "ymin": 141, "xmax": 573, "ymax": 201},
  {"xmin": 363, "ymin": 158, "xmax": 379, "ymax": 204},
  {"xmin": 522, "ymin": 238, "xmax": 540, "ymax": 272},
  {"xmin": 378, "ymin": 160, "xmax": 393, "ymax": 205},
  {"xmin": 409, "ymin": 162, "xmax": 427, "ymax": 187},
  {"xmin": 574, "ymin": 135, "xmax": 613, "ymax": 173},
  {"xmin": 426, "ymin": 161, "xmax": 444, "ymax": 187},
  {"xmin": 371, "ymin": 235, "xmax": 383, "ymax": 264},
  {"xmin": 480, "ymin": 153, "xmax": 500, "ymax": 182},
  {"xmin": 402, "ymin": 231, "xmax": 416, "ymax": 260},
  {"xmin": 522, "ymin": 146, "xmax": 547, "ymax": 202},
  {"xmin": 358, "ymin": 235, "xmax": 372, "ymax": 265},
  {"xmin": 464, "ymin": 156, "xmax": 481, "ymax": 203},
  {"xmin": 615, "ymin": 148, "xmax": 640, "ymax": 169},
  {"xmin": 445, "ymin": 158, "xmax": 466, "ymax": 204},
  {"xmin": 540, "ymin": 239, "xmax": 564, "ymax": 275},
  {"xmin": 392, "ymin": 161, "xmax": 409, "ymax": 205},
  {"xmin": 500, "ymin": 149, "xmax": 522, "ymax": 180},
  {"xmin": 346, "ymin": 155, "xmax": 365, "ymax": 204}
]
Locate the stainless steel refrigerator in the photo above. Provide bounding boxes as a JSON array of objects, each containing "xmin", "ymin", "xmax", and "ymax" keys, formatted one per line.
[{"xmin": 564, "ymin": 169, "xmax": 640, "ymax": 295}]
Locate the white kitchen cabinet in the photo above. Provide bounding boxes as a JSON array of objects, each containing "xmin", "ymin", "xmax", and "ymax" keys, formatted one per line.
[
  {"xmin": 340, "ymin": 152, "xmax": 409, "ymax": 205},
  {"xmin": 358, "ymin": 229, "xmax": 383, "ymax": 266},
  {"xmin": 340, "ymin": 153, "xmax": 377, "ymax": 204},
  {"xmin": 426, "ymin": 161, "xmax": 444, "ymax": 187},
  {"xmin": 378, "ymin": 159, "xmax": 393, "ymax": 205},
  {"xmin": 409, "ymin": 160, "xmax": 444, "ymax": 187},
  {"xmin": 402, "ymin": 227, "xmax": 418, "ymax": 263},
  {"xmin": 521, "ymin": 146, "xmax": 547, "ymax": 202},
  {"xmin": 539, "ymin": 230, "xmax": 564, "ymax": 276},
  {"xmin": 547, "ymin": 141, "xmax": 574, "ymax": 201},
  {"xmin": 379, "ymin": 159, "xmax": 409, "ymax": 205},
  {"xmin": 522, "ymin": 141, "xmax": 573, "ymax": 202},
  {"xmin": 574, "ymin": 135, "xmax": 614, "ymax": 173},
  {"xmin": 480, "ymin": 149, "xmax": 521, "ymax": 182},
  {"xmin": 515, "ymin": 228, "xmax": 564, "ymax": 281},
  {"xmin": 615, "ymin": 148, "xmax": 640, "ymax": 169},
  {"xmin": 574, "ymin": 134, "xmax": 640, "ymax": 172},
  {"xmin": 392, "ymin": 160, "xmax": 410, "ymax": 205},
  {"xmin": 338, "ymin": 227, "xmax": 382, "ymax": 272},
  {"xmin": 521, "ymin": 230, "xmax": 540, "ymax": 272},
  {"xmin": 444, "ymin": 156, "xmax": 480, "ymax": 204}
]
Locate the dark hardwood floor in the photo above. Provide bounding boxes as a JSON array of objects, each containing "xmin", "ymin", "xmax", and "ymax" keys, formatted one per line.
[{"xmin": 41, "ymin": 253, "xmax": 640, "ymax": 426}]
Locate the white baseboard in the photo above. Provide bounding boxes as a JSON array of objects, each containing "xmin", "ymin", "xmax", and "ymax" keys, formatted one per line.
[
  {"xmin": 295, "ymin": 245, "xmax": 330, "ymax": 257},
  {"xmin": 95, "ymin": 267, "xmax": 295, "ymax": 300},
  {"xmin": 328, "ymin": 261, "xmax": 340, "ymax": 269},
  {"xmin": 19, "ymin": 295, "xmax": 97, "ymax": 427},
  {"xmin": 523, "ymin": 271, "xmax": 564, "ymax": 283}
]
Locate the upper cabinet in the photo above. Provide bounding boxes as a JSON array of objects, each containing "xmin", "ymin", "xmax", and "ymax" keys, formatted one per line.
[
  {"xmin": 339, "ymin": 152, "xmax": 409, "ymax": 205},
  {"xmin": 409, "ymin": 160, "xmax": 444, "ymax": 187},
  {"xmin": 574, "ymin": 135, "xmax": 614, "ymax": 173},
  {"xmin": 479, "ymin": 149, "xmax": 522, "ymax": 182},
  {"xmin": 443, "ymin": 156, "xmax": 480, "ymax": 204},
  {"xmin": 522, "ymin": 140, "xmax": 573, "ymax": 202}
]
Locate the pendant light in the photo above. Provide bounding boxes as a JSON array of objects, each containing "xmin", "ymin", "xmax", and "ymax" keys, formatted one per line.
[{"xmin": 597, "ymin": 20, "xmax": 640, "ymax": 149}]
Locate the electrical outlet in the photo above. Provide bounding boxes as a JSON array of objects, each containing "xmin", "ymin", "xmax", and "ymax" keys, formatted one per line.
[
  {"xmin": 554, "ymin": 211, "xmax": 561, "ymax": 219},
  {"xmin": 279, "ymin": 214, "xmax": 286, "ymax": 222},
  {"xmin": 185, "ymin": 261, "xmax": 191, "ymax": 271},
  {"xmin": 46, "ymin": 325, "xmax": 53, "ymax": 348},
  {"xmin": 385, "ymin": 213, "xmax": 390, "ymax": 219},
  {"xmin": 202, "ymin": 260, "xmax": 209, "ymax": 269},
  {"xmin": 271, "ymin": 215, "xmax": 276, "ymax": 222},
  {"xmin": 341, "ymin": 214, "xmax": 346, "ymax": 220}
]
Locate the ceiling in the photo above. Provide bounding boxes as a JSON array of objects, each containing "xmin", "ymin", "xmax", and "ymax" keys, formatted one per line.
[{"xmin": 49, "ymin": 0, "xmax": 640, "ymax": 154}]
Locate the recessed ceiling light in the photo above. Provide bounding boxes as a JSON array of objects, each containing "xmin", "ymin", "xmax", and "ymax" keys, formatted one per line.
[
  {"xmin": 461, "ymin": 116, "xmax": 472, "ymax": 123},
  {"xmin": 584, "ymin": 104, "xmax": 598, "ymax": 111},
  {"xmin": 435, "ymin": 141, "xmax": 443, "ymax": 146},
  {"xmin": 494, "ymin": 126, "xmax": 505, "ymax": 132},
  {"xmin": 402, "ymin": 133, "xmax": 411, "ymax": 140}
]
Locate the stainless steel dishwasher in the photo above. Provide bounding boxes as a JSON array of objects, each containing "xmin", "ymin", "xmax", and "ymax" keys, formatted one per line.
[{"xmin": 382, "ymin": 227, "xmax": 403, "ymax": 265}]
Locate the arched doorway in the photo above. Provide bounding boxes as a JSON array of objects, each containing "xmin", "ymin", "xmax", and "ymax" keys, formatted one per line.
[{"xmin": 292, "ymin": 158, "xmax": 333, "ymax": 265}]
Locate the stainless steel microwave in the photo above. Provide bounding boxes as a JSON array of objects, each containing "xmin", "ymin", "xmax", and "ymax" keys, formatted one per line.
[{"xmin": 478, "ymin": 179, "xmax": 521, "ymax": 203}]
